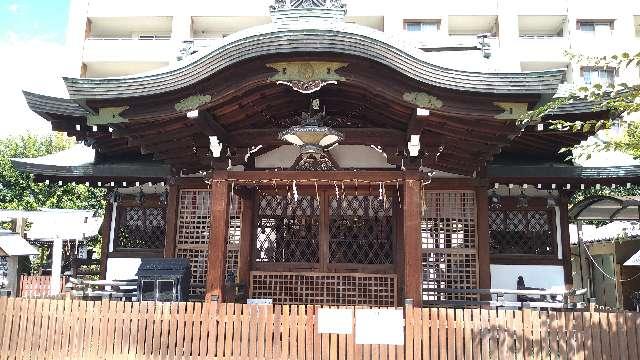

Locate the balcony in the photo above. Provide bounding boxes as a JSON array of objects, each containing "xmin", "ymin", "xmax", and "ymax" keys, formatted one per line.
[
  {"xmin": 83, "ymin": 61, "xmax": 170, "ymax": 78},
  {"xmin": 448, "ymin": 15, "xmax": 498, "ymax": 37},
  {"xmin": 83, "ymin": 38, "xmax": 175, "ymax": 63},
  {"xmin": 515, "ymin": 1, "xmax": 569, "ymax": 15},
  {"xmin": 191, "ymin": 16, "xmax": 270, "ymax": 39},
  {"xmin": 515, "ymin": 36, "xmax": 569, "ymax": 63}
]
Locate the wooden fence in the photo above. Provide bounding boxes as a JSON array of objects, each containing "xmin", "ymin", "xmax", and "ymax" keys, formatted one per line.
[
  {"xmin": 1, "ymin": 297, "xmax": 640, "ymax": 359},
  {"xmin": 18, "ymin": 275, "xmax": 63, "ymax": 297}
]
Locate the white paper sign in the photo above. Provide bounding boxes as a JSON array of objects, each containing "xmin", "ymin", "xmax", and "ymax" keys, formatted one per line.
[
  {"xmin": 247, "ymin": 299, "xmax": 273, "ymax": 305},
  {"xmin": 355, "ymin": 309, "xmax": 404, "ymax": 345},
  {"xmin": 624, "ymin": 249, "xmax": 640, "ymax": 266},
  {"xmin": 317, "ymin": 308, "xmax": 353, "ymax": 334}
]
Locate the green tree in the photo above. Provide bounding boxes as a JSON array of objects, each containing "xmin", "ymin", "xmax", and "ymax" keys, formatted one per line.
[
  {"xmin": 0, "ymin": 133, "xmax": 105, "ymax": 211},
  {"xmin": 522, "ymin": 51, "xmax": 640, "ymax": 137}
]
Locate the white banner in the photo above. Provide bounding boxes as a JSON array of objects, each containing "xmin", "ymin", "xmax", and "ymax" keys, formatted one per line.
[
  {"xmin": 355, "ymin": 309, "xmax": 404, "ymax": 345},
  {"xmin": 317, "ymin": 308, "xmax": 353, "ymax": 334}
]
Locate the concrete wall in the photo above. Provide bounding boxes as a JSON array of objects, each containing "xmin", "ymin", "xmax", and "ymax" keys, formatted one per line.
[{"xmin": 67, "ymin": 0, "xmax": 640, "ymax": 78}]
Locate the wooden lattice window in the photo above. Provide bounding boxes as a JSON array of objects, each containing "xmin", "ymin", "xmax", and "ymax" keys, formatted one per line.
[
  {"xmin": 114, "ymin": 204, "xmax": 166, "ymax": 251},
  {"xmin": 421, "ymin": 191, "xmax": 478, "ymax": 301},
  {"xmin": 175, "ymin": 189, "xmax": 211, "ymax": 297},
  {"xmin": 328, "ymin": 195, "xmax": 393, "ymax": 265},
  {"xmin": 255, "ymin": 194, "xmax": 320, "ymax": 264},
  {"xmin": 250, "ymin": 271, "xmax": 397, "ymax": 306},
  {"xmin": 489, "ymin": 198, "xmax": 556, "ymax": 259}
]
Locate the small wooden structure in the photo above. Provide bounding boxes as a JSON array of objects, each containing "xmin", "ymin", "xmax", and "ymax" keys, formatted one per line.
[
  {"xmin": 570, "ymin": 196, "xmax": 640, "ymax": 309},
  {"xmin": 0, "ymin": 232, "xmax": 38, "ymax": 296},
  {"xmin": 12, "ymin": 0, "xmax": 640, "ymax": 306}
]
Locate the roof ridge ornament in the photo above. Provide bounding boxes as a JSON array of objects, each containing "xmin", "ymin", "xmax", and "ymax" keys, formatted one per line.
[{"xmin": 270, "ymin": 0, "xmax": 347, "ymax": 23}]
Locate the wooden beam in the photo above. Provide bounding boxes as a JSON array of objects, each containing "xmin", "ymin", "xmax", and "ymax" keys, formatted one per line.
[
  {"xmin": 141, "ymin": 135, "xmax": 209, "ymax": 155},
  {"xmin": 475, "ymin": 185, "xmax": 491, "ymax": 299},
  {"xmin": 402, "ymin": 172, "xmax": 423, "ymax": 306},
  {"xmin": 163, "ymin": 181, "xmax": 179, "ymax": 258},
  {"xmin": 237, "ymin": 189, "xmax": 255, "ymax": 291},
  {"xmin": 211, "ymin": 170, "xmax": 421, "ymax": 183},
  {"xmin": 100, "ymin": 197, "xmax": 113, "ymax": 280},
  {"xmin": 559, "ymin": 191, "xmax": 574, "ymax": 288},
  {"xmin": 127, "ymin": 126, "xmax": 198, "ymax": 147},
  {"xmin": 205, "ymin": 180, "xmax": 230, "ymax": 301},
  {"xmin": 192, "ymin": 110, "xmax": 230, "ymax": 141},
  {"xmin": 228, "ymin": 128, "xmax": 442, "ymax": 147},
  {"xmin": 406, "ymin": 108, "xmax": 425, "ymax": 137}
]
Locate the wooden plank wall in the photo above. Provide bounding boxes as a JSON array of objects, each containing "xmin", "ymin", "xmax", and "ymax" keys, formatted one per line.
[{"xmin": 1, "ymin": 297, "xmax": 640, "ymax": 359}]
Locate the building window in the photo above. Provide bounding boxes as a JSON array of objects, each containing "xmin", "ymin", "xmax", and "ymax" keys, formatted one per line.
[
  {"xmin": 581, "ymin": 67, "xmax": 616, "ymax": 85},
  {"xmin": 404, "ymin": 20, "xmax": 440, "ymax": 33},
  {"xmin": 114, "ymin": 201, "xmax": 166, "ymax": 251},
  {"xmin": 577, "ymin": 20, "xmax": 614, "ymax": 36},
  {"xmin": 488, "ymin": 198, "xmax": 556, "ymax": 260}
]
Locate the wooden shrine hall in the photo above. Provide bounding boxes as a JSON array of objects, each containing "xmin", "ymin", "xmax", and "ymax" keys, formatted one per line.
[{"xmin": 14, "ymin": 0, "xmax": 640, "ymax": 307}]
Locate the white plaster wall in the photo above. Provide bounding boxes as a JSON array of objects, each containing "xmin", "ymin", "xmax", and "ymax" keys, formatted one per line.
[
  {"xmin": 490, "ymin": 264, "xmax": 566, "ymax": 302},
  {"xmin": 106, "ymin": 258, "xmax": 142, "ymax": 281}
]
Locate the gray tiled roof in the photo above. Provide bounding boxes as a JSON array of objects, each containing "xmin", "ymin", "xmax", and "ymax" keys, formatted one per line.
[
  {"xmin": 22, "ymin": 91, "xmax": 88, "ymax": 117},
  {"xmin": 11, "ymin": 145, "xmax": 170, "ymax": 179},
  {"xmin": 488, "ymin": 164, "xmax": 640, "ymax": 179},
  {"xmin": 62, "ymin": 22, "xmax": 565, "ymax": 99}
]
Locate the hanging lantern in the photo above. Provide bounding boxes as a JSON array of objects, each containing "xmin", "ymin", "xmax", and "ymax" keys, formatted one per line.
[
  {"xmin": 516, "ymin": 189, "xmax": 528, "ymax": 208},
  {"xmin": 489, "ymin": 189, "xmax": 502, "ymax": 210},
  {"xmin": 278, "ymin": 101, "xmax": 343, "ymax": 154}
]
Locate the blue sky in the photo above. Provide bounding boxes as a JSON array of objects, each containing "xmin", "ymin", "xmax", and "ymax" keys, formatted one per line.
[
  {"xmin": 0, "ymin": 0, "xmax": 69, "ymax": 42},
  {"xmin": 1, "ymin": 0, "xmax": 72, "ymax": 136}
]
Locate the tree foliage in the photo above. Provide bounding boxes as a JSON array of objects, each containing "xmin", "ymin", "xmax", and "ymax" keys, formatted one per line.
[
  {"xmin": 520, "ymin": 51, "xmax": 639, "ymax": 129},
  {"xmin": 520, "ymin": 51, "xmax": 640, "ymax": 162},
  {"xmin": 0, "ymin": 133, "xmax": 105, "ymax": 211}
]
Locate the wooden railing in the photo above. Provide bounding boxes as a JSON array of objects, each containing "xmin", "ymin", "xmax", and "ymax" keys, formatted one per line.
[
  {"xmin": 18, "ymin": 275, "xmax": 63, "ymax": 297},
  {"xmin": 250, "ymin": 271, "xmax": 397, "ymax": 306},
  {"xmin": 1, "ymin": 297, "xmax": 640, "ymax": 359}
]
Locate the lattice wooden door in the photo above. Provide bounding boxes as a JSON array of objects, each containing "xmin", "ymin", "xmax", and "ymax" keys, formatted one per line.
[
  {"xmin": 175, "ymin": 189, "xmax": 242, "ymax": 298},
  {"xmin": 421, "ymin": 190, "xmax": 479, "ymax": 301},
  {"xmin": 175, "ymin": 189, "xmax": 211, "ymax": 298}
]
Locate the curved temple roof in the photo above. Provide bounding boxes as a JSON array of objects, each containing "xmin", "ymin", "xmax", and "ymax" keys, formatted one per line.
[
  {"xmin": 62, "ymin": 17, "xmax": 565, "ymax": 100},
  {"xmin": 20, "ymin": 1, "xmax": 617, "ymax": 180}
]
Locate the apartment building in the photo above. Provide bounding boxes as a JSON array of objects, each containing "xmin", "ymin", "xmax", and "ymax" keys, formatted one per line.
[{"xmin": 66, "ymin": 0, "xmax": 640, "ymax": 87}]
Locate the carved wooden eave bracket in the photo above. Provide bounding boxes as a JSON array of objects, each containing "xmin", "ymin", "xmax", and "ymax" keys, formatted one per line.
[
  {"xmin": 86, "ymin": 106, "xmax": 129, "ymax": 126},
  {"xmin": 493, "ymin": 102, "xmax": 529, "ymax": 120},
  {"xmin": 402, "ymin": 92, "xmax": 443, "ymax": 109},
  {"xmin": 267, "ymin": 61, "xmax": 348, "ymax": 93},
  {"xmin": 175, "ymin": 94, "xmax": 212, "ymax": 112}
]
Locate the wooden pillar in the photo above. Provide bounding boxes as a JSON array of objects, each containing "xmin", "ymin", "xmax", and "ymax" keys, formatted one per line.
[
  {"xmin": 559, "ymin": 191, "xmax": 574, "ymax": 287},
  {"xmin": 163, "ymin": 182, "xmax": 180, "ymax": 258},
  {"xmin": 237, "ymin": 189, "xmax": 255, "ymax": 292},
  {"xmin": 100, "ymin": 198, "xmax": 113, "ymax": 280},
  {"xmin": 402, "ymin": 173, "xmax": 423, "ymax": 306},
  {"xmin": 205, "ymin": 179, "xmax": 230, "ymax": 301},
  {"xmin": 475, "ymin": 185, "xmax": 492, "ymax": 299}
]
